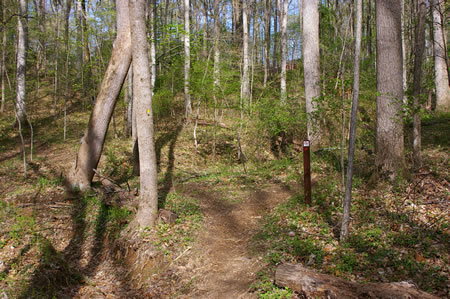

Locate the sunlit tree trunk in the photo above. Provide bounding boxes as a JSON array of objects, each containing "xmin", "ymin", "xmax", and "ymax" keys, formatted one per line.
[
  {"xmin": 375, "ymin": 0, "xmax": 405, "ymax": 179},
  {"xmin": 401, "ymin": 0, "xmax": 407, "ymax": 107},
  {"xmin": 302, "ymin": 0, "xmax": 321, "ymax": 145},
  {"xmin": 150, "ymin": 0, "xmax": 156, "ymax": 92},
  {"xmin": 184, "ymin": 0, "xmax": 192, "ymax": 118},
  {"xmin": 411, "ymin": 0, "xmax": 426, "ymax": 168},
  {"xmin": 280, "ymin": 0, "xmax": 287, "ymax": 103},
  {"xmin": 213, "ymin": 0, "xmax": 220, "ymax": 90},
  {"xmin": 130, "ymin": 0, "xmax": 159, "ymax": 227},
  {"xmin": 242, "ymin": 0, "xmax": 250, "ymax": 102},
  {"xmin": 263, "ymin": 0, "xmax": 271, "ymax": 86},
  {"xmin": 431, "ymin": 0, "xmax": 449, "ymax": 112},
  {"xmin": 71, "ymin": 0, "xmax": 132, "ymax": 191},
  {"xmin": 16, "ymin": 0, "xmax": 28, "ymax": 123},
  {"xmin": 1, "ymin": 0, "xmax": 6, "ymax": 113}
]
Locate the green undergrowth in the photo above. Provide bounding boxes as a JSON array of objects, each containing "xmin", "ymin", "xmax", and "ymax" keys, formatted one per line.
[
  {"xmin": 251, "ymin": 170, "xmax": 449, "ymax": 297},
  {"xmin": 140, "ymin": 191, "xmax": 202, "ymax": 259}
]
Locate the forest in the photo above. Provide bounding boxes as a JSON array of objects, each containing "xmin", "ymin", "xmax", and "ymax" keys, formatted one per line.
[{"xmin": 0, "ymin": 0, "xmax": 448, "ymax": 297}]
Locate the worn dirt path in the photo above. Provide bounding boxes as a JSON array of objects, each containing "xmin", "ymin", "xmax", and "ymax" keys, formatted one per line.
[{"xmin": 177, "ymin": 183, "xmax": 294, "ymax": 298}]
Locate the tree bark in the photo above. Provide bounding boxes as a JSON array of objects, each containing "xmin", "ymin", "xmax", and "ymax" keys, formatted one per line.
[
  {"xmin": 375, "ymin": 0, "xmax": 405, "ymax": 180},
  {"xmin": 341, "ymin": 0, "xmax": 362, "ymax": 242},
  {"xmin": 130, "ymin": 0, "xmax": 159, "ymax": 227},
  {"xmin": 401, "ymin": 0, "xmax": 407, "ymax": 108},
  {"xmin": 16, "ymin": 0, "xmax": 28, "ymax": 123},
  {"xmin": 184, "ymin": 0, "xmax": 192, "ymax": 118},
  {"xmin": 302, "ymin": 0, "xmax": 321, "ymax": 146},
  {"xmin": 431, "ymin": 0, "xmax": 449, "ymax": 112},
  {"xmin": 70, "ymin": 0, "xmax": 132, "ymax": 191},
  {"xmin": 263, "ymin": 0, "xmax": 271, "ymax": 86},
  {"xmin": 242, "ymin": 0, "xmax": 250, "ymax": 102},
  {"xmin": 275, "ymin": 263, "xmax": 438, "ymax": 299},
  {"xmin": 1, "ymin": 0, "xmax": 6, "ymax": 113},
  {"xmin": 412, "ymin": 0, "xmax": 426, "ymax": 168},
  {"xmin": 213, "ymin": 0, "xmax": 220, "ymax": 90},
  {"xmin": 366, "ymin": 0, "xmax": 372, "ymax": 57},
  {"xmin": 272, "ymin": 0, "xmax": 279, "ymax": 74},
  {"xmin": 280, "ymin": 0, "xmax": 288, "ymax": 103},
  {"xmin": 150, "ymin": 0, "xmax": 156, "ymax": 93}
]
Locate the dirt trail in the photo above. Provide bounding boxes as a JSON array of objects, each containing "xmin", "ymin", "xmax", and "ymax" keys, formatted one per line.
[{"xmin": 180, "ymin": 183, "xmax": 294, "ymax": 298}]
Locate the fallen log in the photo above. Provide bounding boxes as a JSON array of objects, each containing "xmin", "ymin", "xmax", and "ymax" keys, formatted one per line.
[{"xmin": 275, "ymin": 263, "xmax": 438, "ymax": 299}]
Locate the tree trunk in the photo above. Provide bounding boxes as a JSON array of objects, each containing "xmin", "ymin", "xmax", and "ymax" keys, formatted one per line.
[
  {"xmin": 263, "ymin": 0, "xmax": 271, "ymax": 86},
  {"xmin": 70, "ymin": 0, "xmax": 132, "ymax": 191},
  {"xmin": 272, "ymin": 0, "xmax": 279, "ymax": 74},
  {"xmin": 242, "ymin": 0, "xmax": 250, "ymax": 103},
  {"xmin": 16, "ymin": 0, "xmax": 28, "ymax": 123},
  {"xmin": 213, "ymin": 0, "xmax": 220, "ymax": 90},
  {"xmin": 150, "ymin": 0, "xmax": 156, "ymax": 93},
  {"xmin": 375, "ymin": 0, "xmax": 405, "ymax": 179},
  {"xmin": 280, "ymin": 0, "xmax": 288, "ymax": 103},
  {"xmin": 81, "ymin": 0, "xmax": 91, "ymax": 96},
  {"xmin": 1, "ymin": 0, "xmax": 6, "ymax": 113},
  {"xmin": 184, "ymin": 0, "xmax": 192, "ymax": 118},
  {"xmin": 302, "ymin": 0, "xmax": 321, "ymax": 146},
  {"xmin": 63, "ymin": 0, "xmax": 71, "ymax": 140},
  {"xmin": 275, "ymin": 263, "xmax": 438, "ymax": 299},
  {"xmin": 401, "ymin": 0, "xmax": 407, "ymax": 108},
  {"xmin": 412, "ymin": 0, "xmax": 426, "ymax": 168},
  {"xmin": 367, "ymin": 0, "xmax": 372, "ymax": 56},
  {"xmin": 341, "ymin": 0, "xmax": 362, "ymax": 242},
  {"xmin": 124, "ymin": 67, "xmax": 133, "ymax": 138},
  {"xmin": 232, "ymin": 0, "xmax": 243, "ymax": 43},
  {"xmin": 431, "ymin": 0, "xmax": 449, "ymax": 112},
  {"xmin": 130, "ymin": 0, "xmax": 159, "ymax": 227}
]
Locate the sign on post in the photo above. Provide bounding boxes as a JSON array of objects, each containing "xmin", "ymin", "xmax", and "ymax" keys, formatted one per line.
[{"xmin": 303, "ymin": 140, "xmax": 311, "ymax": 205}]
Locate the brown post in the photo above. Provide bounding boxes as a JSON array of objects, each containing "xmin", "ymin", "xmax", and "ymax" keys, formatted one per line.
[{"xmin": 303, "ymin": 140, "xmax": 311, "ymax": 205}]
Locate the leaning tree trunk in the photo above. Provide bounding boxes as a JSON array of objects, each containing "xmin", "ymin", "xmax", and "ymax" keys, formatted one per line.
[
  {"xmin": 130, "ymin": 0, "xmax": 159, "ymax": 227},
  {"xmin": 431, "ymin": 0, "xmax": 449, "ymax": 112},
  {"xmin": 70, "ymin": 0, "xmax": 132, "ymax": 191},
  {"xmin": 184, "ymin": 0, "xmax": 192, "ymax": 118},
  {"xmin": 302, "ymin": 0, "xmax": 321, "ymax": 146},
  {"xmin": 412, "ymin": 0, "xmax": 426, "ymax": 168},
  {"xmin": 280, "ymin": 0, "xmax": 288, "ymax": 103},
  {"xmin": 375, "ymin": 0, "xmax": 405, "ymax": 179},
  {"xmin": 341, "ymin": 0, "xmax": 362, "ymax": 242},
  {"xmin": 16, "ymin": 0, "xmax": 28, "ymax": 123}
]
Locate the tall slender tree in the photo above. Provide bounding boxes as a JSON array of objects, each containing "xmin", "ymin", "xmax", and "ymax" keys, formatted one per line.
[
  {"xmin": 341, "ymin": 0, "xmax": 363, "ymax": 242},
  {"xmin": 1, "ymin": 0, "xmax": 6, "ymax": 113},
  {"xmin": 411, "ymin": 0, "xmax": 427, "ymax": 168},
  {"xmin": 280, "ymin": 0, "xmax": 288, "ymax": 103},
  {"xmin": 184, "ymin": 0, "xmax": 192, "ymax": 117},
  {"xmin": 130, "ymin": 0, "xmax": 159, "ymax": 227},
  {"xmin": 375, "ymin": 0, "xmax": 405, "ymax": 179},
  {"xmin": 431, "ymin": 0, "xmax": 449, "ymax": 112},
  {"xmin": 302, "ymin": 0, "xmax": 321, "ymax": 146},
  {"xmin": 242, "ymin": 0, "xmax": 250, "ymax": 102},
  {"xmin": 263, "ymin": 0, "xmax": 271, "ymax": 86},
  {"xmin": 16, "ymin": 0, "xmax": 28, "ymax": 123}
]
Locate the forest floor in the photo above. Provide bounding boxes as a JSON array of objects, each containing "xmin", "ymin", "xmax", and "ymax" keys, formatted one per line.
[{"xmin": 0, "ymin": 92, "xmax": 449, "ymax": 298}]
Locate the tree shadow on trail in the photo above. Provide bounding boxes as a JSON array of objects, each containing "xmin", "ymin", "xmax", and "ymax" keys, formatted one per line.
[
  {"xmin": 155, "ymin": 123, "xmax": 183, "ymax": 209},
  {"xmin": 19, "ymin": 187, "xmax": 137, "ymax": 298}
]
